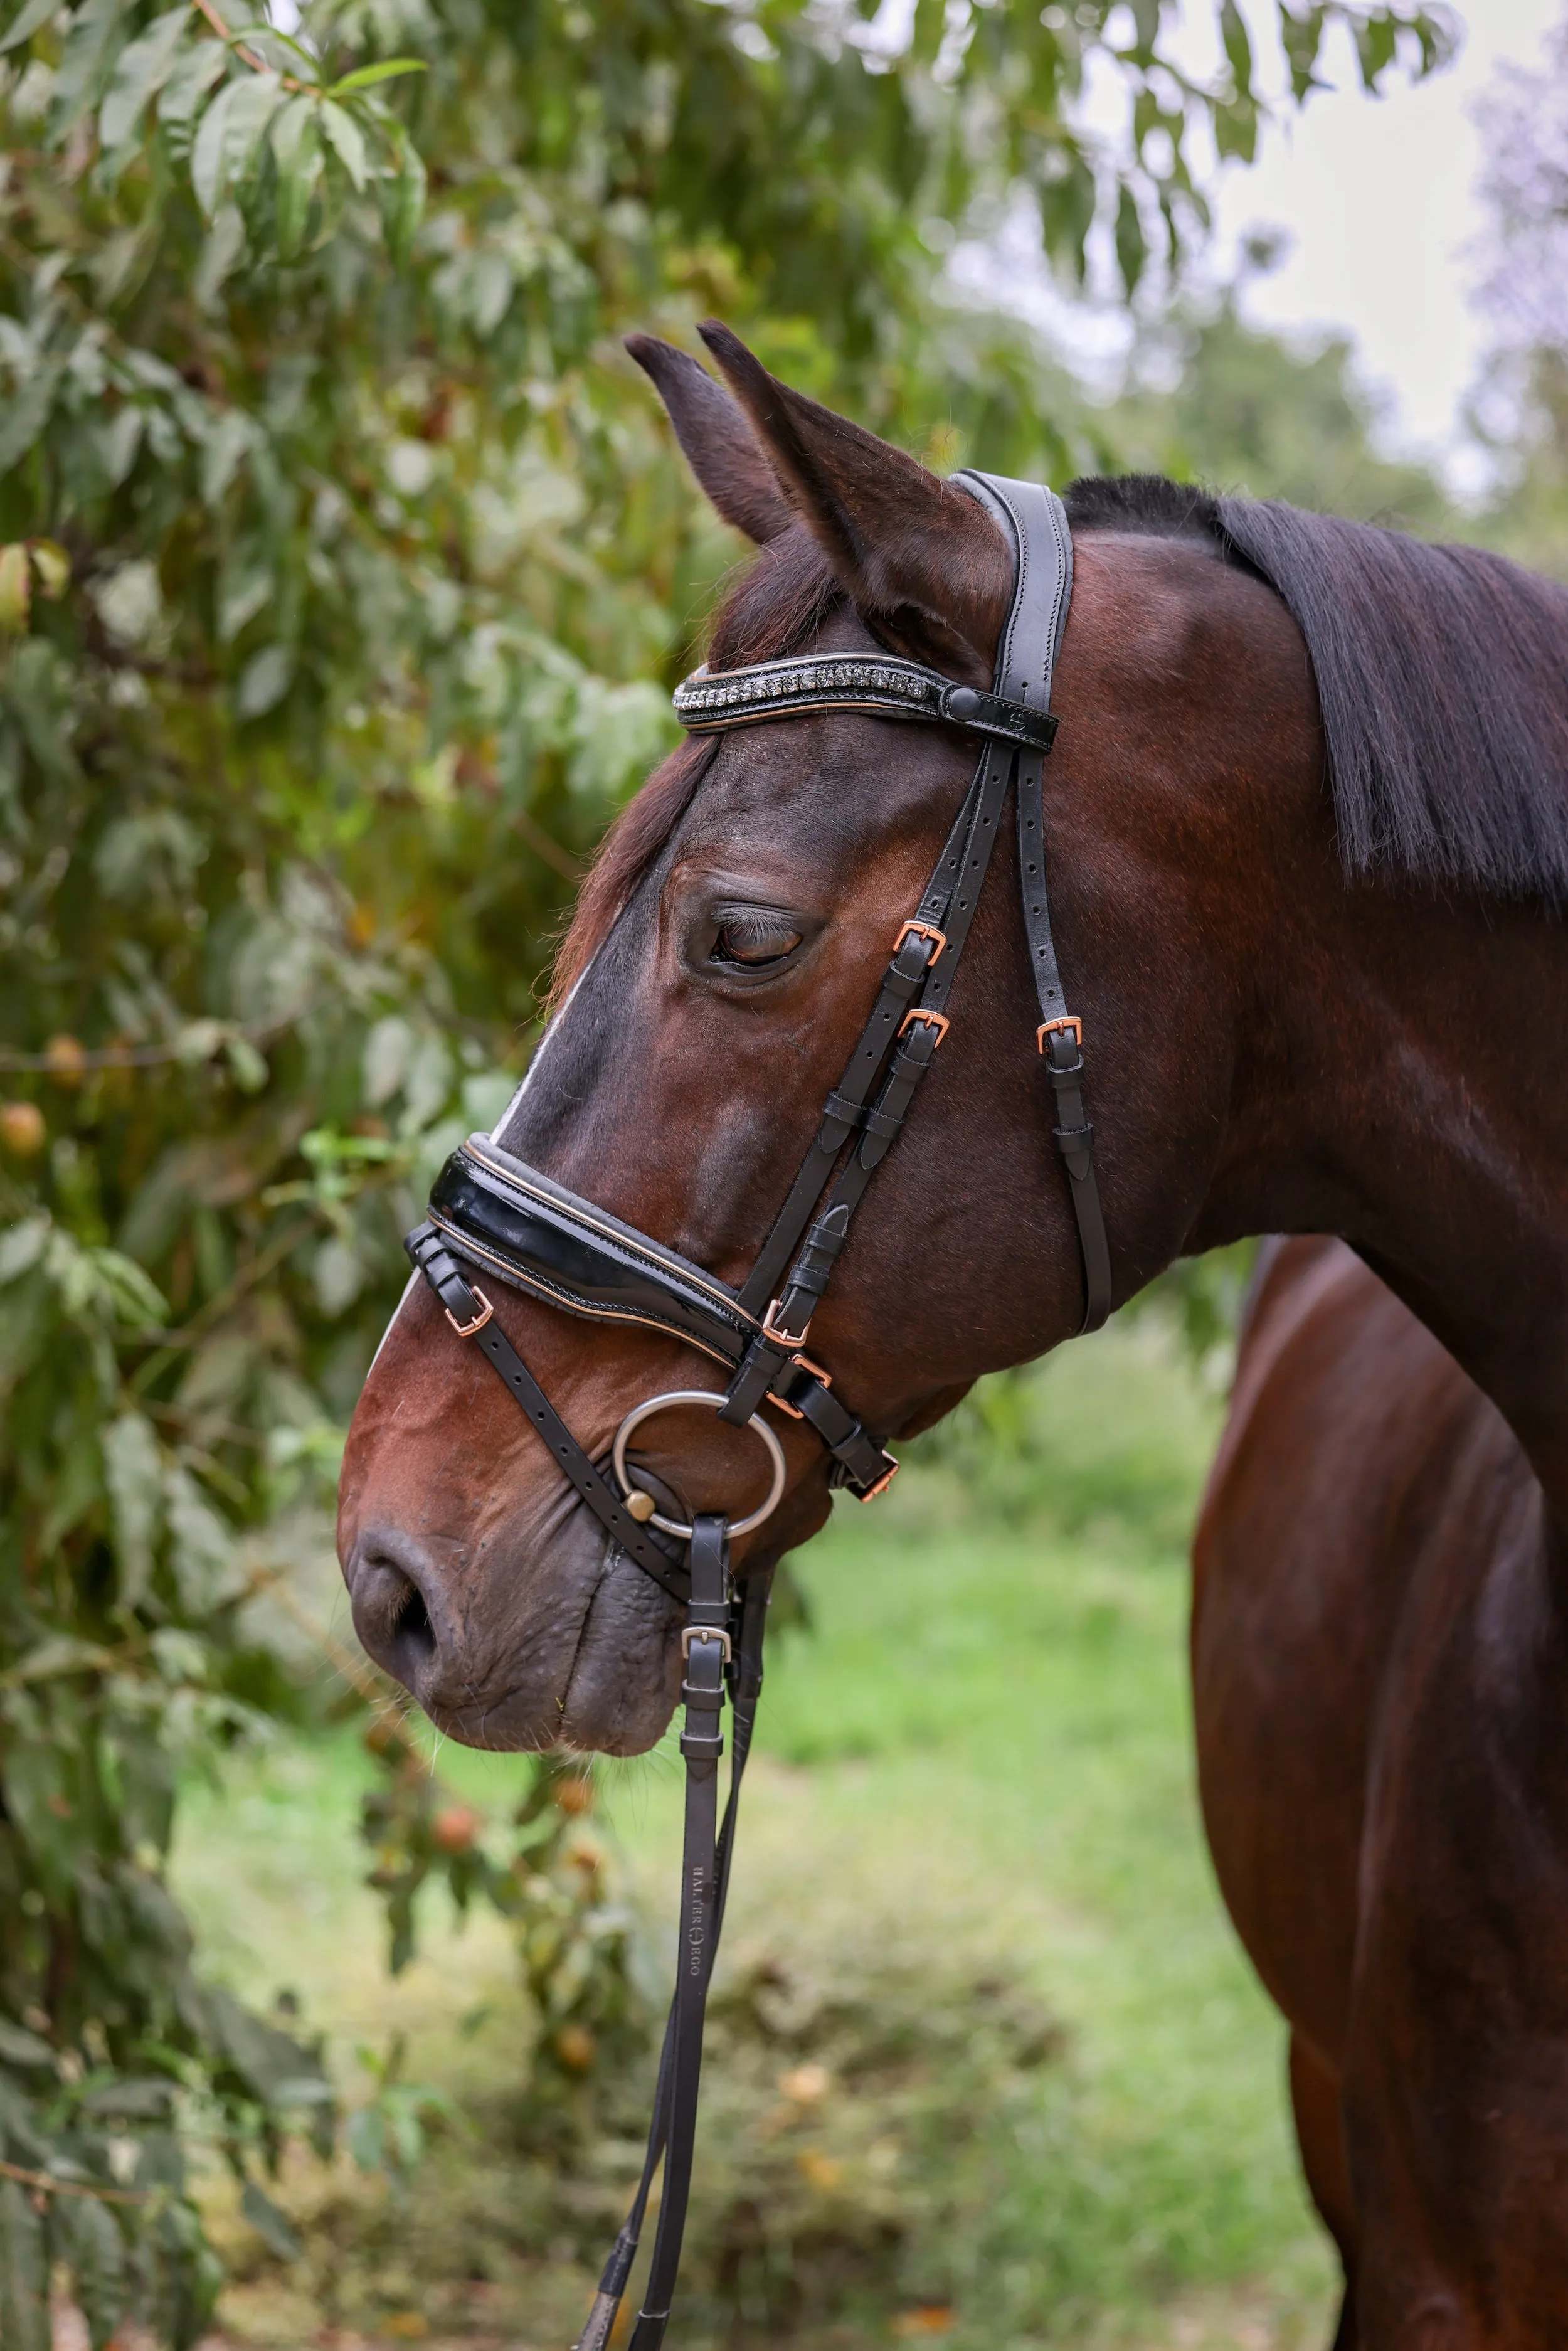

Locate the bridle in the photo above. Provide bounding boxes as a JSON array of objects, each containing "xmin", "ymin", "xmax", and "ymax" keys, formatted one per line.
[{"xmin": 402, "ymin": 473, "xmax": 1109, "ymax": 2347}]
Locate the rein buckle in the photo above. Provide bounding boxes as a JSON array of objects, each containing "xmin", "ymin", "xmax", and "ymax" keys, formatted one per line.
[
  {"xmin": 1037, "ymin": 1014, "xmax": 1083, "ymax": 1053},
  {"xmin": 898, "ymin": 1006, "xmax": 950, "ymax": 1048},
  {"xmin": 893, "ymin": 919, "xmax": 947, "ymax": 965},
  {"xmin": 763, "ymin": 1297, "xmax": 813, "ymax": 1349},
  {"xmin": 681, "ymin": 1623, "xmax": 734, "ymax": 1664},
  {"xmin": 445, "ymin": 1288, "xmax": 494, "ymax": 1338}
]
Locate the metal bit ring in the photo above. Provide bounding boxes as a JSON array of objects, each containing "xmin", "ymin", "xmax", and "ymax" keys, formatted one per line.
[{"xmin": 612, "ymin": 1389, "xmax": 787, "ymax": 1540}]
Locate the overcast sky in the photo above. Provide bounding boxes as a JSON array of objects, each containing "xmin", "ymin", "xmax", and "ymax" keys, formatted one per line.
[{"xmin": 1175, "ymin": 0, "xmax": 1561, "ymax": 486}]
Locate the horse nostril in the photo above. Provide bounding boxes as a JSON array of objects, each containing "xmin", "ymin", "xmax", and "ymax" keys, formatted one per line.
[
  {"xmin": 349, "ymin": 1533, "xmax": 442, "ymax": 1686},
  {"xmin": 389, "ymin": 1578, "xmax": 434, "ymax": 1661}
]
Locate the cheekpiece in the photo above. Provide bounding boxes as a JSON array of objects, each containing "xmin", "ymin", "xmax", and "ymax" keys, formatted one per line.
[{"xmin": 673, "ymin": 650, "xmax": 1058, "ymax": 753}]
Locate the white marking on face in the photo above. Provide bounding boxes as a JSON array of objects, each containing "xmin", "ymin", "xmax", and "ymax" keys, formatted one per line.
[
  {"xmin": 492, "ymin": 960, "xmax": 595, "ymax": 1150},
  {"xmin": 368, "ymin": 1270, "xmax": 420, "ymax": 1376},
  {"xmin": 369, "ymin": 952, "xmax": 605, "ymax": 1377}
]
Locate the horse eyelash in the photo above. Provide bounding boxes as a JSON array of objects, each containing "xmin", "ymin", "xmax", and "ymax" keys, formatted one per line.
[{"xmin": 712, "ymin": 911, "xmax": 803, "ymax": 963}]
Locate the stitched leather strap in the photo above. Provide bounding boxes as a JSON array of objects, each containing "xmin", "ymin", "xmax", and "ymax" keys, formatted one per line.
[
  {"xmin": 958, "ymin": 472, "xmax": 1112, "ymax": 1333},
  {"xmin": 574, "ymin": 1542, "xmax": 771, "ymax": 2351}
]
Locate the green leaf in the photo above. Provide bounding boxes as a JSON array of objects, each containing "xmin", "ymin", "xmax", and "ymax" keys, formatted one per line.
[
  {"xmin": 236, "ymin": 642, "xmax": 292, "ymax": 715},
  {"xmin": 1278, "ymin": 1, "xmax": 1327, "ymax": 101},
  {"xmin": 0, "ymin": 2019, "xmax": 55, "ymax": 2068},
  {"xmin": 239, "ymin": 2178, "xmax": 302, "ymax": 2261},
  {"xmin": 48, "ymin": 0, "xmax": 134, "ymax": 139},
  {"xmin": 1354, "ymin": 13, "xmax": 1398, "ymax": 90},
  {"xmin": 190, "ymin": 67, "xmax": 285, "ymax": 216},
  {"xmin": 0, "ymin": 1218, "xmax": 49, "ymax": 1283},
  {"xmin": 1219, "ymin": 0, "xmax": 1252, "ymax": 93},
  {"xmin": 56, "ymin": 2194, "xmax": 125, "ymax": 2351},
  {"xmin": 319, "ymin": 98, "xmax": 368, "ymax": 190},
  {"xmin": 0, "ymin": 2180, "xmax": 48, "ymax": 2351},
  {"xmin": 0, "ymin": 0, "xmax": 60, "ymax": 56},
  {"xmin": 326, "ymin": 57, "xmax": 426, "ymax": 96},
  {"xmin": 155, "ymin": 31, "xmax": 226, "ymax": 138},
  {"xmin": 0, "ymin": 364, "xmax": 61, "ymax": 478},
  {"xmin": 90, "ymin": 1247, "xmax": 168, "ymax": 1327},
  {"xmin": 380, "ymin": 124, "xmax": 426, "ymax": 267},
  {"xmin": 103, "ymin": 1412, "xmax": 163, "ymax": 1608},
  {"xmin": 1114, "ymin": 183, "xmax": 1147, "ymax": 297},
  {"xmin": 269, "ymin": 93, "xmax": 322, "ymax": 259},
  {"xmin": 162, "ymin": 1463, "xmax": 239, "ymax": 1613},
  {"xmin": 98, "ymin": 5, "xmax": 188, "ymax": 147}
]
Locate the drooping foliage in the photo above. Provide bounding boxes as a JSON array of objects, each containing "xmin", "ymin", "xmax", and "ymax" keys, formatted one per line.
[{"xmin": 0, "ymin": 0, "xmax": 1451, "ymax": 2333}]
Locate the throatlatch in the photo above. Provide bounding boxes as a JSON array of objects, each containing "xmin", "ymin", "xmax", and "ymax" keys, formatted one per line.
[{"xmin": 404, "ymin": 471, "xmax": 1108, "ymax": 2346}]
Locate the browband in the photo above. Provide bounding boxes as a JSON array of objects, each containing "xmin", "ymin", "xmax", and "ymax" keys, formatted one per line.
[{"xmin": 674, "ymin": 650, "xmax": 1059, "ymax": 754}]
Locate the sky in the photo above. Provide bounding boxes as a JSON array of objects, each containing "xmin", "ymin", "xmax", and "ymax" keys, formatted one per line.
[{"xmin": 1147, "ymin": 0, "xmax": 1562, "ymax": 488}]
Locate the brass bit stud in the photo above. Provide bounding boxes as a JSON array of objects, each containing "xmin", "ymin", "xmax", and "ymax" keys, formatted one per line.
[{"xmin": 625, "ymin": 1488, "xmax": 657, "ymax": 1522}]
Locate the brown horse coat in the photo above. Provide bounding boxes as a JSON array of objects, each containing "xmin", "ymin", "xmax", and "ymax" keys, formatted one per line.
[
  {"xmin": 1196, "ymin": 1236, "xmax": 1563, "ymax": 2350},
  {"xmin": 339, "ymin": 332, "xmax": 1568, "ymax": 2342}
]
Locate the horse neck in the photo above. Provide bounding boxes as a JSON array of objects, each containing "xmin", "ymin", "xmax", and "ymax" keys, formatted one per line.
[{"xmin": 1210, "ymin": 879, "xmax": 1568, "ymax": 1515}]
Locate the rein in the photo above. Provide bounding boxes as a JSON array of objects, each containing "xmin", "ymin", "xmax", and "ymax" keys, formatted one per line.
[{"xmin": 403, "ymin": 472, "xmax": 1109, "ymax": 2346}]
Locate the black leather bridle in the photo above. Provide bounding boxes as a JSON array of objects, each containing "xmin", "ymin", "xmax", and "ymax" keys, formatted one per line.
[{"xmin": 402, "ymin": 474, "xmax": 1109, "ymax": 2348}]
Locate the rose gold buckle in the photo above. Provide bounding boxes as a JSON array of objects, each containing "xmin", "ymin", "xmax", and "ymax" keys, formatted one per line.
[
  {"xmin": 898, "ymin": 1007, "xmax": 950, "ymax": 1047},
  {"xmin": 445, "ymin": 1287, "xmax": 494, "ymax": 1337},
  {"xmin": 763, "ymin": 1297, "xmax": 812, "ymax": 1349},
  {"xmin": 893, "ymin": 920, "xmax": 946, "ymax": 965},
  {"xmin": 1036, "ymin": 1015, "xmax": 1083, "ymax": 1053},
  {"xmin": 767, "ymin": 1351, "xmax": 833, "ymax": 1421},
  {"xmin": 859, "ymin": 1457, "xmax": 899, "ymax": 1503}
]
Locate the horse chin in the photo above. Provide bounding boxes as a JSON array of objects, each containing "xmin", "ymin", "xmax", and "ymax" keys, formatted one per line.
[{"xmin": 343, "ymin": 1507, "xmax": 683, "ymax": 1757}]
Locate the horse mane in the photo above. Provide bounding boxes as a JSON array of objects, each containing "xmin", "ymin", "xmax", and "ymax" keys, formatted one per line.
[
  {"xmin": 1067, "ymin": 477, "xmax": 1568, "ymax": 903},
  {"xmin": 551, "ymin": 476, "xmax": 1568, "ymax": 1007}
]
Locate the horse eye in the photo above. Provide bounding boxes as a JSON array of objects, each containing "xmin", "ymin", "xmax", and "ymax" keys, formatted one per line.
[{"xmin": 711, "ymin": 913, "xmax": 803, "ymax": 968}]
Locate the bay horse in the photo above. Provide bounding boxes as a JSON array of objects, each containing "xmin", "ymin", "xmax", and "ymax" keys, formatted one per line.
[
  {"xmin": 1196, "ymin": 1237, "xmax": 1568, "ymax": 2351},
  {"xmin": 338, "ymin": 321, "xmax": 1568, "ymax": 2343}
]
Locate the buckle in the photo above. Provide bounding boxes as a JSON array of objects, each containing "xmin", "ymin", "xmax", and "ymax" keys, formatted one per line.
[
  {"xmin": 763, "ymin": 1297, "xmax": 813, "ymax": 1349},
  {"xmin": 445, "ymin": 1287, "xmax": 494, "ymax": 1337},
  {"xmin": 681, "ymin": 1624, "xmax": 734, "ymax": 1663},
  {"xmin": 898, "ymin": 1007, "xmax": 950, "ymax": 1047},
  {"xmin": 1036, "ymin": 1015, "xmax": 1083, "ymax": 1053},
  {"xmin": 858, "ymin": 1457, "xmax": 899, "ymax": 1503},
  {"xmin": 893, "ymin": 920, "xmax": 946, "ymax": 965},
  {"xmin": 766, "ymin": 1350, "xmax": 832, "ymax": 1421}
]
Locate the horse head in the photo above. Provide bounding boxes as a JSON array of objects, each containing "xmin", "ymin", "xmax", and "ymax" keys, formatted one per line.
[{"xmin": 336, "ymin": 323, "xmax": 1323, "ymax": 1754}]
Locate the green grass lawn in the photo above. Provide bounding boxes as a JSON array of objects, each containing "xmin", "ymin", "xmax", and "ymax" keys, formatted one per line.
[{"xmin": 173, "ymin": 1320, "xmax": 1337, "ymax": 2350}]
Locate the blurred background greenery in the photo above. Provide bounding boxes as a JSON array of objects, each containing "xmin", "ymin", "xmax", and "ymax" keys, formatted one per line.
[{"xmin": 1, "ymin": 0, "xmax": 1565, "ymax": 2339}]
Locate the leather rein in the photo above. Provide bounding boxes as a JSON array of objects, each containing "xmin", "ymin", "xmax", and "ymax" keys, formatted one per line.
[{"xmin": 402, "ymin": 472, "xmax": 1109, "ymax": 2347}]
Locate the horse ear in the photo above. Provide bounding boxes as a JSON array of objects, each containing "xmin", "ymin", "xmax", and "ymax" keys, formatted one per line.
[
  {"xmin": 696, "ymin": 319, "xmax": 1013, "ymax": 679},
  {"xmin": 625, "ymin": 334, "xmax": 793, "ymax": 547}
]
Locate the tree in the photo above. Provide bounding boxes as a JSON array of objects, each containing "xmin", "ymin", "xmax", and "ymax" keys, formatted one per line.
[
  {"xmin": 0, "ymin": 0, "xmax": 1453, "ymax": 2334},
  {"xmin": 1465, "ymin": 7, "xmax": 1568, "ymax": 579}
]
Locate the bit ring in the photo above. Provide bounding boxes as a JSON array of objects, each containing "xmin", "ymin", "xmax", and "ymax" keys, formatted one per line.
[{"xmin": 612, "ymin": 1389, "xmax": 787, "ymax": 1541}]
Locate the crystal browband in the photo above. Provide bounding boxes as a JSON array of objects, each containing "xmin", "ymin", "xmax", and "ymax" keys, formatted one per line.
[{"xmin": 673, "ymin": 651, "xmax": 1059, "ymax": 753}]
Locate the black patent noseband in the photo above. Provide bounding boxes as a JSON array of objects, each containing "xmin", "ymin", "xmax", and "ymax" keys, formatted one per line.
[{"xmin": 403, "ymin": 472, "xmax": 1108, "ymax": 2348}]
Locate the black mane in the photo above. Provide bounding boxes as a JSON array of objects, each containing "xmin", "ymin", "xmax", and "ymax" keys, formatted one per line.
[{"xmin": 1066, "ymin": 474, "xmax": 1568, "ymax": 903}]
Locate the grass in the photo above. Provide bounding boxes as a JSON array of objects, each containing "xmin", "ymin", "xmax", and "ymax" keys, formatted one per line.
[{"xmin": 171, "ymin": 1318, "xmax": 1337, "ymax": 2350}]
